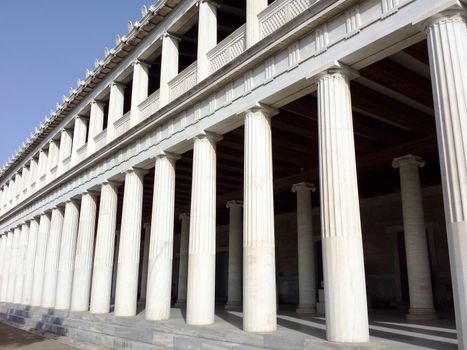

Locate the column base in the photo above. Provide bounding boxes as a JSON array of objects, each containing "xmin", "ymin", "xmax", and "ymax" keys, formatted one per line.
[
  {"xmin": 225, "ymin": 301, "xmax": 241, "ymax": 311},
  {"xmin": 406, "ymin": 308, "xmax": 437, "ymax": 321},
  {"xmin": 174, "ymin": 300, "xmax": 186, "ymax": 308},
  {"xmin": 296, "ymin": 304, "xmax": 316, "ymax": 314}
]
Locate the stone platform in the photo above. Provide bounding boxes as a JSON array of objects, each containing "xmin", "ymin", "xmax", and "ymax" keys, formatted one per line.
[{"xmin": 0, "ymin": 303, "xmax": 457, "ymax": 350}]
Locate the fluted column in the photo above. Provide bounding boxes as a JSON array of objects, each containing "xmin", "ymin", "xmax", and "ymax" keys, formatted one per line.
[
  {"xmin": 140, "ymin": 224, "xmax": 151, "ymax": 301},
  {"xmin": 22, "ymin": 218, "xmax": 40, "ymax": 305},
  {"xmin": 55, "ymin": 200, "xmax": 80, "ymax": 310},
  {"xmin": 317, "ymin": 68, "xmax": 369, "ymax": 342},
  {"xmin": 186, "ymin": 132, "xmax": 221, "ymax": 325},
  {"xmin": 14, "ymin": 223, "xmax": 29, "ymax": 303},
  {"xmin": 146, "ymin": 153, "xmax": 179, "ymax": 320},
  {"xmin": 197, "ymin": 0, "xmax": 217, "ymax": 81},
  {"xmin": 0, "ymin": 235, "xmax": 7, "ymax": 300},
  {"xmin": 425, "ymin": 10, "xmax": 467, "ymax": 349},
  {"xmin": 131, "ymin": 60, "xmax": 150, "ymax": 126},
  {"xmin": 1, "ymin": 232, "xmax": 13, "ymax": 301},
  {"xmin": 71, "ymin": 192, "xmax": 98, "ymax": 311},
  {"xmin": 243, "ymin": 105, "xmax": 277, "ymax": 333},
  {"xmin": 292, "ymin": 182, "xmax": 317, "ymax": 314},
  {"xmin": 175, "ymin": 213, "xmax": 190, "ymax": 307},
  {"xmin": 114, "ymin": 169, "xmax": 145, "ymax": 317},
  {"xmin": 31, "ymin": 213, "xmax": 51, "ymax": 306},
  {"xmin": 160, "ymin": 33, "xmax": 179, "ymax": 106},
  {"xmin": 90, "ymin": 181, "xmax": 119, "ymax": 314},
  {"xmin": 246, "ymin": 0, "xmax": 268, "ymax": 47},
  {"xmin": 7, "ymin": 227, "xmax": 21, "ymax": 302},
  {"xmin": 393, "ymin": 155, "xmax": 436, "ymax": 320},
  {"xmin": 225, "ymin": 200, "xmax": 243, "ymax": 310},
  {"xmin": 42, "ymin": 207, "xmax": 65, "ymax": 308}
]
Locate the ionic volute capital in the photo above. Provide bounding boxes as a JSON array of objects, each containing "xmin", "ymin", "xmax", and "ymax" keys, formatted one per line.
[
  {"xmin": 292, "ymin": 182, "xmax": 316, "ymax": 193},
  {"xmin": 392, "ymin": 154, "xmax": 425, "ymax": 169},
  {"xmin": 226, "ymin": 200, "xmax": 243, "ymax": 209}
]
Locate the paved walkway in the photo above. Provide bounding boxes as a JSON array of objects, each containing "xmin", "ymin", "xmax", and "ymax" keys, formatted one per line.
[{"xmin": 0, "ymin": 322, "xmax": 78, "ymax": 350}]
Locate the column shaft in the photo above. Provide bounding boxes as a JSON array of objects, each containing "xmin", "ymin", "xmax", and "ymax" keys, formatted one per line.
[
  {"xmin": 114, "ymin": 169, "xmax": 145, "ymax": 317},
  {"xmin": 426, "ymin": 10, "xmax": 467, "ymax": 348},
  {"xmin": 88, "ymin": 101, "xmax": 105, "ymax": 153},
  {"xmin": 1, "ymin": 232, "xmax": 13, "ymax": 301},
  {"xmin": 146, "ymin": 154, "xmax": 178, "ymax": 320},
  {"xmin": 71, "ymin": 193, "xmax": 98, "ymax": 311},
  {"xmin": 140, "ymin": 224, "xmax": 150, "ymax": 301},
  {"xmin": 225, "ymin": 201, "xmax": 243, "ymax": 310},
  {"xmin": 243, "ymin": 106, "xmax": 277, "ymax": 332},
  {"xmin": 7, "ymin": 228, "xmax": 20, "ymax": 302},
  {"xmin": 90, "ymin": 182, "xmax": 119, "ymax": 314},
  {"xmin": 131, "ymin": 60, "xmax": 150, "ymax": 126},
  {"xmin": 22, "ymin": 218, "xmax": 40, "ymax": 305},
  {"xmin": 175, "ymin": 214, "xmax": 190, "ymax": 307},
  {"xmin": 160, "ymin": 34, "xmax": 179, "ymax": 106},
  {"xmin": 31, "ymin": 214, "xmax": 51, "ymax": 306},
  {"xmin": 197, "ymin": 0, "xmax": 217, "ymax": 81},
  {"xmin": 292, "ymin": 183, "xmax": 317, "ymax": 313},
  {"xmin": 14, "ymin": 224, "xmax": 29, "ymax": 303},
  {"xmin": 55, "ymin": 200, "xmax": 80, "ymax": 310},
  {"xmin": 246, "ymin": 0, "xmax": 268, "ymax": 47},
  {"xmin": 186, "ymin": 133, "xmax": 220, "ymax": 325},
  {"xmin": 317, "ymin": 68, "xmax": 369, "ymax": 342},
  {"xmin": 42, "ymin": 207, "xmax": 64, "ymax": 308},
  {"xmin": 107, "ymin": 82, "xmax": 125, "ymax": 140}
]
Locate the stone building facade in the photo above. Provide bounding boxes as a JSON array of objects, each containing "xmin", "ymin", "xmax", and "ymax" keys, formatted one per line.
[{"xmin": 0, "ymin": 0, "xmax": 466, "ymax": 349}]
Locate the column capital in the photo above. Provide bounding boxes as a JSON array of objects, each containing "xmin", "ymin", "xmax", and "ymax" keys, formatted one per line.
[
  {"xmin": 82, "ymin": 189, "xmax": 100, "ymax": 198},
  {"xmin": 65, "ymin": 198, "xmax": 81, "ymax": 206},
  {"xmin": 292, "ymin": 182, "xmax": 316, "ymax": 193},
  {"xmin": 91, "ymin": 99, "xmax": 106, "ymax": 108},
  {"xmin": 179, "ymin": 212, "xmax": 190, "ymax": 221},
  {"xmin": 155, "ymin": 151, "xmax": 181, "ymax": 162},
  {"xmin": 244, "ymin": 103, "xmax": 279, "ymax": 118},
  {"xmin": 226, "ymin": 200, "xmax": 243, "ymax": 209},
  {"xmin": 313, "ymin": 62, "xmax": 359, "ymax": 82},
  {"xmin": 133, "ymin": 59, "xmax": 151, "ymax": 69},
  {"xmin": 197, "ymin": 0, "xmax": 220, "ymax": 8},
  {"xmin": 422, "ymin": 9, "xmax": 467, "ymax": 32},
  {"xmin": 110, "ymin": 81, "xmax": 126, "ymax": 89},
  {"xmin": 163, "ymin": 32, "xmax": 181, "ymax": 42},
  {"xmin": 102, "ymin": 179, "xmax": 121, "ymax": 187},
  {"xmin": 193, "ymin": 130, "xmax": 223, "ymax": 143},
  {"xmin": 123, "ymin": 167, "xmax": 148, "ymax": 177},
  {"xmin": 392, "ymin": 154, "xmax": 425, "ymax": 169}
]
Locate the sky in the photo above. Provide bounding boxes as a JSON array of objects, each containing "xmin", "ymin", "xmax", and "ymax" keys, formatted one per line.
[{"xmin": 0, "ymin": 0, "xmax": 154, "ymax": 168}]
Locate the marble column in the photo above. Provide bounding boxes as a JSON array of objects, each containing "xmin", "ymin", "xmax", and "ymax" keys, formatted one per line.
[
  {"xmin": 114, "ymin": 169, "xmax": 145, "ymax": 317},
  {"xmin": 71, "ymin": 192, "xmax": 98, "ymax": 311},
  {"xmin": 87, "ymin": 101, "xmax": 105, "ymax": 154},
  {"xmin": 197, "ymin": 0, "xmax": 217, "ymax": 81},
  {"xmin": 7, "ymin": 227, "xmax": 21, "ymax": 302},
  {"xmin": 292, "ymin": 182, "xmax": 317, "ymax": 314},
  {"xmin": 225, "ymin": 200, "xmax": 243, "ymax": 310},
  {"xmin": 140, "ymin": 224, "xmax": 151, "ymax": 301},
  {"xmin": 58, "ymin": 129, "xmax": 72, "ymax": 174},
  {"xmin": 425, "ymin": 9, "xmax": 467, "ymax": 349},
  {"xmin": 42, "ymin": 207, "xmax": 65, "ymax": 308},
  {"xmin": 31, "ymin": 213, "xmax": 51, "ymax": 306},
  {"xmin": 175, "ymin": 213, "xmax": 190, "ymax": 307},
  {"xmin": 186, "ymin": 132, "xmax": 221, "ymax": 325},
  {"xmin": 71, "ymin": 116, "xmax": 87, "ymax": 165},
  {"xmin": 317, "ymin": 68, "xmax": 369, "ymax": 342},
  {"xmin": 21, "ymin": 218, "xmax": 40, "ymax": 305},
  {"xmin": 246, "ymin": 0, "xmax": 268, "ymax": 47},
  {"xmin": 107, "ymin": 82, "xmax": 125, "ymax": 140},
  {"xmin": 131, "ymin": 60, "xmax": 150, "ymax": 126},
  {"xmin": 14, "ymin": 223, "xmax": 29, "ymax": 303},
  {"xmin": 1, "ymin": 232, "xmax": 13, "ymax": 301},
  {"xmin": 0, "ymin": 235, "xmax": 5, "ymax": 298},
  {"xmin": 392, "ymin": 155, "xmax": 436, "ymax": 320},
  {"xmin": 160, "ymin": 33, "xmax": 179, "ymax": 106},
  {"xmin": 146, "ymin": 153, "xmax": 179, "ymax": 320},
  {"xmin": 243, "ymin": 105, "xmax": 277, "ymax": 333},
  {"xmin": 55, "ymin": 200, "xmax": 80, "ymax": 310},
  {"xmin": 90, "ymin": 182, "xmax": 119, "ymax": 314}
]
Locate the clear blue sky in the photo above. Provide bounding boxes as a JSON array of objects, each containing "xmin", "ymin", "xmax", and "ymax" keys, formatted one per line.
[{"xmin": 0, "ymin": 0, "xmax": 154, "ymax": 168}]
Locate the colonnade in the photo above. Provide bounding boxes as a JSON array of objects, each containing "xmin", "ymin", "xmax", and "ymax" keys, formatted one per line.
[{"xmin": 0, "ymin": 9, "xmax": 465, "ymax": 347}]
